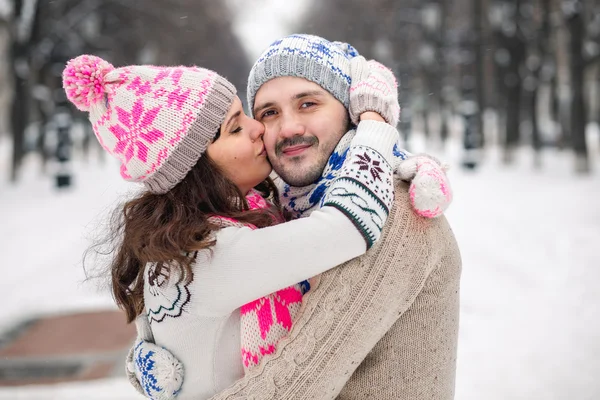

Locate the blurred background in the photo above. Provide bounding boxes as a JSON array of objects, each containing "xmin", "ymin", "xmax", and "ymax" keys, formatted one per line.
[{"xmin": 0, "ymin": 0, "xmax": 599, "ymax": 399}]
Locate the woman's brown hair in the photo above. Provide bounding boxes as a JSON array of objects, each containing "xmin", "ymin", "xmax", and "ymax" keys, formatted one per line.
[{"xmin": 87, "ymin": 154, "xmax": 282, "ymax": 323}]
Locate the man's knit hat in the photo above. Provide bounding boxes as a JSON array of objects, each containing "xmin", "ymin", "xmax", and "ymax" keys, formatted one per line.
[
  {"xmin": 247, "ymin": 34, "xmax": 359, "ymax": 115},
  {"xmin": 62, "ymin": 55, "xmax": 236, "ymax": 194}
]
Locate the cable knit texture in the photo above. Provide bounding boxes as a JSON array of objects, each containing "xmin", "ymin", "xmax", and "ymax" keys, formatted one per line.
[{"xmin": 209, "ymin": 180, "xmax": 461, "ymax": 400}]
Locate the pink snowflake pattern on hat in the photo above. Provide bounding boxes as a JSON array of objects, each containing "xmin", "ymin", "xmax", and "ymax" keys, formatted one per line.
[{"xmin": 109, "ymin": 100, "xmax": 164, "ymax": 165}]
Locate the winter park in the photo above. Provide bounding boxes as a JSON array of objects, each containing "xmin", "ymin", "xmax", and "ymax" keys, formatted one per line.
[{"xmin": 1, "ymin": 0, "xmax": 600, "ymax": 399}]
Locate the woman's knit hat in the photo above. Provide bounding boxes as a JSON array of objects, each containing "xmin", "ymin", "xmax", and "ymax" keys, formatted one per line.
[
  {"xmin": 62, "ymin": 55, "xmax": 236, "ymax": 194},
  {"xmin": 246, "ymin": 34, "xmax": 359, "ymax": 115}
]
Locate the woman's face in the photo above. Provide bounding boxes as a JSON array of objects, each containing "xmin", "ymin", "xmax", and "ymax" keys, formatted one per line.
[{"xmin": 206, "ymin": 96, "xmax": 272, "ymax": 195}]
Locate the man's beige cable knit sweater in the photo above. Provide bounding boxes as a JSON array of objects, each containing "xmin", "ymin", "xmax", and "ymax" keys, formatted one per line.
[{"xmin": 210, "ymin": 180, "xmax": 462, "ymax": 400}]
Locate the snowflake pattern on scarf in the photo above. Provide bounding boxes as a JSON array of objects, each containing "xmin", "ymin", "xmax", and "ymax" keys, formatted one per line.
[{"xmin": 208, "ymin": 190, "xmax": 308, "ymax": 372}]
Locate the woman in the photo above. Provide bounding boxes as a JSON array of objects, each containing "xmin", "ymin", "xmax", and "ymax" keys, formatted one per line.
[{"xmin": 63, "ymin": 55, "xmax": 430, "ymax": 399}]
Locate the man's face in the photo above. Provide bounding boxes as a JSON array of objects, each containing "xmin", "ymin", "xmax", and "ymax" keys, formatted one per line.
[{"xmin": 253, "ymin": 77, "xmax": 350, "ymax": 187}]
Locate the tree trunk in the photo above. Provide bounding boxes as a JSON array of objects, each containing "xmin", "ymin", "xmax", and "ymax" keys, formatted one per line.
[
  {"xmin": 551, "ymin": 68, "xmax": 566, "ymax": 148},
  {"xmin": 530, "ymin": 88, "xmax": 542, "ymax": 168},
  {"xmin": 504, "ymin": 76, "xmax": 522, "ymax": 164},
  {"xmin": 437, "ymin": 0, "xmax": 449, "ymax": 147},
  {"xmin": 540, "ymin": 0, "xmax": 557, "ymax": 147},
  {"xmin": 567, "ymin": 9, "xmax": 590, "ymax": 173},
  {"xmin": 501, "ymin": 0, "xmax": 526, "ymax": 164},
  {"xmin": 473, "ymin": 0, "xmax": 485, "ymax": 147},
  {"xmin": 421, "ymin": 72, "xmax": 431, "ymax": 139},
  {"xmin": 494, "ymin": 57, "xmax": 507, "ymax": 145},
  {"xmin": 9, "ymin": 44, "xmax": 29, "ymax": 182},
  {"xmin": 398, "ymin": 67, "xmax": 413, "ymax": 151},
  {"xmin": 503, "ymin": 35, "xmax": 525, "ymax": 164}
]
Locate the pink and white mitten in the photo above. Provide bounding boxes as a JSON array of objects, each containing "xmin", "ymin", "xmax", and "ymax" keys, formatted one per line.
[
  {"xmin": 348, "ymin": 56, "xmax": 400, "ymax": 127},
  {"xmin": 397, "ymin": 155, "xmax": 452, "ymax": 218}
]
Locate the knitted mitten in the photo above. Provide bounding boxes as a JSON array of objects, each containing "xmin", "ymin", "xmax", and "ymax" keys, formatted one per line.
[
  {"xmin": 397, "ymin": 155, "xmax": 452, "ymax": 218},
  {"xmin": 125, "ymin": 316, "xmax": 184, "ymax": 400},
  {"xmin": 126, "ymin": 339, "xmax": 183, "ymax": 400},
  {"xmin": 348, "ymin": 56, "xmax": 400, "ymax": 127}
]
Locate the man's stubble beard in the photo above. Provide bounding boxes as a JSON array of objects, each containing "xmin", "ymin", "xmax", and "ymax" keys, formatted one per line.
[{"xmin": 273, "ymin": 113, "xmax": 352, "ymax": 187}]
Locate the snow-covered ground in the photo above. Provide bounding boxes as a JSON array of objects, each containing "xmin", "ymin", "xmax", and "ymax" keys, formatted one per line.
[
  {"xmin": 1, "ymin": 132, "xmax": 600, "ymax": 399},
  {"xmin": 447, "ymin": 148, "xmax": 600, "ymax": 400},
  {"xmin": 0, "ymin": 141, "xmax": 134, "ymax": 336},
  {"xmin": 0, "ymin": 378, "xmax": 141, "ymax": 400}
]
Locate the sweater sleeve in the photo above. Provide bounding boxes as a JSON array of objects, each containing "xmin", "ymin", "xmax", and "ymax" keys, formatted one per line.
[
  {"xmin": 322, "ymin": 120, "xmax": 398, "ymax": 248},
  {"xmin": 193, "ymin": 120, "xmax": 399, "ymax": 314},
  {"xmin": 208, "ymin": 183, "xmax": 456, "ymax": 400},
  {"xmin": 193, "ymin": 207, "xmax": 363, "ymax": 314}
]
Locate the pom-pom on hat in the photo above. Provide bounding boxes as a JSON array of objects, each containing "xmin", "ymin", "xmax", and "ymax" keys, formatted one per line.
[{"xmin": 63, "ymin": 55, "xmax": 236, "ymax": 194}]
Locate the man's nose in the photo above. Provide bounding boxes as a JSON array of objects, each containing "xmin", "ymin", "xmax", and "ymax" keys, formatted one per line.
[{"xmin": 278, "ymin": 112, "xmax": 306, "ymax": 139}]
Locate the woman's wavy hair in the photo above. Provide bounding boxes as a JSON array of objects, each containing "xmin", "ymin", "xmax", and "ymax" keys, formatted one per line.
[{"xmin": 87, "ymin": 154, "xmax": 282, "ymax": 323}]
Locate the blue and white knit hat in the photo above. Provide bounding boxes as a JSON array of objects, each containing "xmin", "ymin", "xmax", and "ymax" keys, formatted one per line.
[{"xmin": 247, "ymin": 34, "xmax": 360, "ymax": 115}]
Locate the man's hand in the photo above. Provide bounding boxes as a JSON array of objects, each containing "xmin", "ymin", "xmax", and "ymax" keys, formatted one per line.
[{"xmin": 349, "ymin": 56, "xmax": 400, "ymax": 127}]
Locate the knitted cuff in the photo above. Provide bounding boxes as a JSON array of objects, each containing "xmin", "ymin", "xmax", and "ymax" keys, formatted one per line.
[{"xmin": 351, "ymin": 120, "xmax": 399, "ymax": 163}]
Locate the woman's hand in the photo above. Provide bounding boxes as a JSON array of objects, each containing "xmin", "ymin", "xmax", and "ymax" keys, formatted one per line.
[
  {"xmin": 125, "ymin": 316, "xmax": 184, "ymax": 400},
  {"xmin": 349, "ymin": 56, "xmax": 400, "ymax": 127},
  {"xmin": 397, "ymin": 155, "xmax": 453, "ymax": 218}
]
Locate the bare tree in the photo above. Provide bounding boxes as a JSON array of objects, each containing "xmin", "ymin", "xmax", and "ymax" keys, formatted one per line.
[
  {"xmin": 295, "ymin": 0, "xmax": 599, "ymax": 173},
  {"xmin": 3, "ymin": 0, "xmax": 249, "ymax": 182},
  {"xmin": 519, "ymin": 0, "xmax": 547, "ymax": 168},
  {"xmin": 297, "ymin": 0, "xmax": 444, "ymax": 146},
  {"xmin": 7, "ymin": 0, "xmax": 39, "ymax": 181},
  {"xmin": 564, "ymin": 0, "xmax": 590, "ymax": 172},
  {"xmin": 489, "ymin": 1, "xmax": 528, "ymax": 163}
]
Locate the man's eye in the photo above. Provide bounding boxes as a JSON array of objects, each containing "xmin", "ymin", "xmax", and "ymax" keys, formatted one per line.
[
  {"xmin": 301, "ymin": 102, "xmax": 316, "ymax": 109},
  {"xmin": 260, "ymin": 110, "xmax": 276, "ymax": 119}
]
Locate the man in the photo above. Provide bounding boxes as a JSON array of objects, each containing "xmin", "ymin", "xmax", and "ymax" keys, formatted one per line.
[{"xmin": 130, "ymin": 34, "xmax": 461, "ymax": 400}]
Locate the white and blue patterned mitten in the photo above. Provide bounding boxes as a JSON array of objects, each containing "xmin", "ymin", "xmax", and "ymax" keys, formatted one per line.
[{"xmin": 125, "ymin": 316, "xmax": 184, "ymax": 399}]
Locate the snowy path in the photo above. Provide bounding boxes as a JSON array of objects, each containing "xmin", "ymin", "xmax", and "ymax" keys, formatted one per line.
[{"xmin": 1, "ymin": 139, "xmax": 599, "ymax": 399}]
